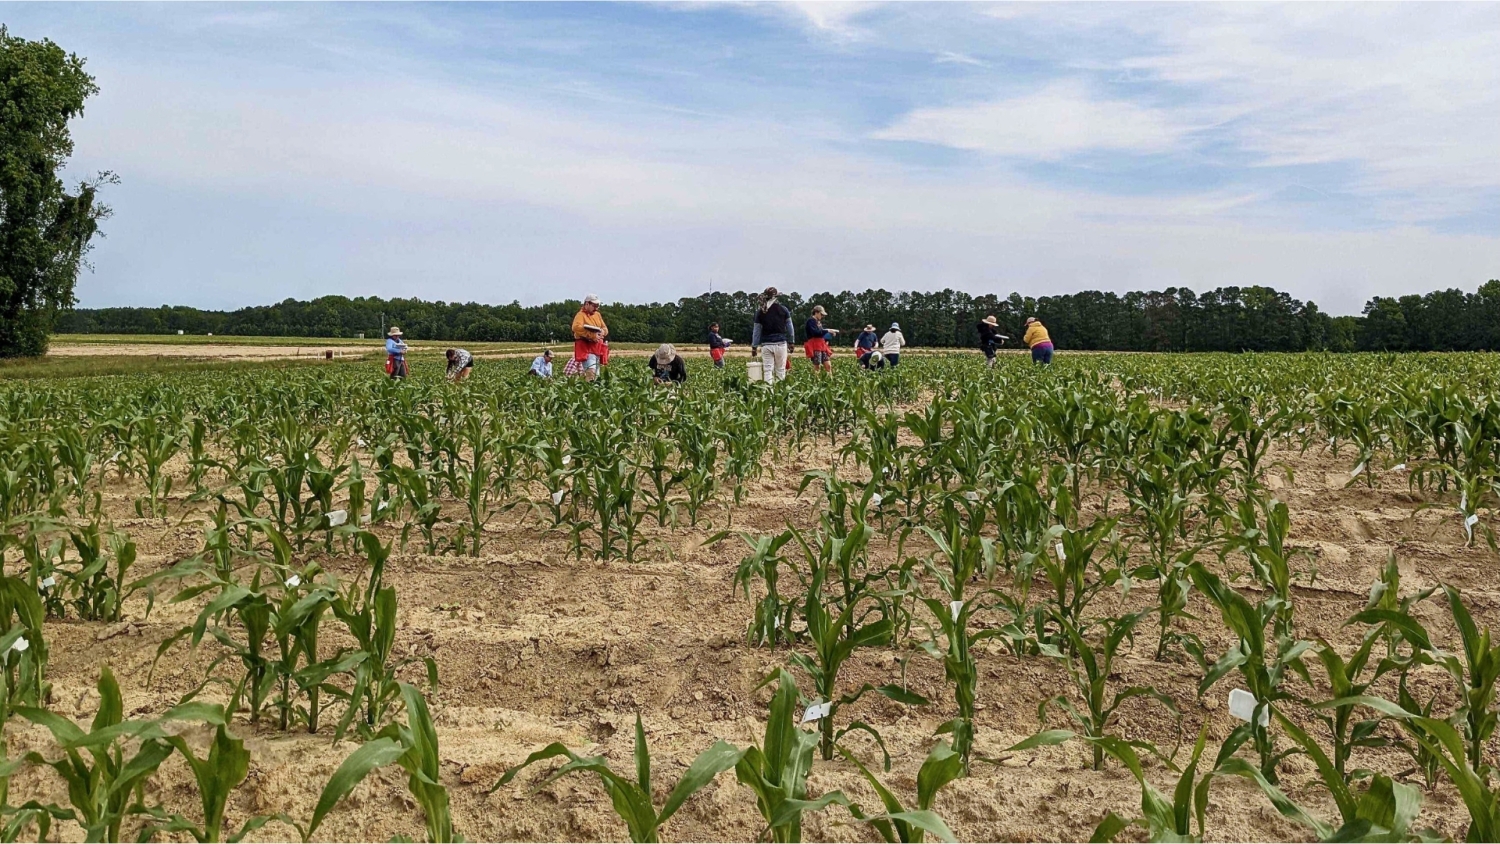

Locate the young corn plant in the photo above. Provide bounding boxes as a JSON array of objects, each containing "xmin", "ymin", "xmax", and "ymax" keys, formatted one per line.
[
  {"xmin": 1032, "ymin": 612, "xmax": 1179, "ymax": 772},
  {"xmin": 839, "ymin": 740, "xmax": 961, "ymax": 843},
  {"xmin": 733, "ymin": 530, "xmax": 798, "ymax": 648},
  {"xmin": 734, "ymin": 669, "xmax": 850, "ymax": 844},
  {"xmin": 145, "ymin": 722, "xmax": 291, "ymax": 843},
  {"xmin": 65, "ymin": 523, "xmax": 138, "ymax": 623},
  {"xmin": 789, "ymin": 549, "xmax": 927, "ymax": 764},
  {"xmin": 312, "ymin": 683, "xmax": 457, "ymax": 843},
  {"xmin": 489, "ymin": 713, "xmax": 742, "ymax": 843},
  {"xmin": 1188, "ymin": 563, "xmax": 1314, "ymax": 784}
]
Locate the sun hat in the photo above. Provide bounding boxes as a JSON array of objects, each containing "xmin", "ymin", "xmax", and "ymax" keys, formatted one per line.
[
  {"xmin": 584, "ymin": 294, "xmax": 601, "ymax": 305},
  {"xmin": 542, "ymin": 349, "xmax": 553, "ymax": 358},
  {"xmin": 812, "ymin": 305, "xmax": 826, "ymax": 315},
  {"xmin": 654, "ymin": 344, "xmax": 676, "ymax": 365},
  {"xmin": 1025, "ymin": 316, "xmax": 1037, "ymax": 325},
  {"xmin": 890, "ymin": 322, "xmax": 901, "ymax": 330},
  {"xmin": 983, "ymin": 315, "xmax": 999, "ymax": 326},
  {"xmin": 864, "ymin": 324, "xmax": 875, "ymax": 332},
  {"xmin": 388, "ymin": 326, "xmax": 403, "ymax": 336}
]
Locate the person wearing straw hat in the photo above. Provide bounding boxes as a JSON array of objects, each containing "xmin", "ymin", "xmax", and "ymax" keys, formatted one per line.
[
  {"xmin": 855, "ymin": 323, "xmax": 879, "ymax": 369},
  {"xmin": 1023, "ymin": 316, "xmax": 1054, "ymax": 365},
  {"xmin": 569, "ymin": 294, "xmax": 610, "ymax": 380},
  {"xmin": 384, "ymin": 326, "xmax": 410, "ymax": 380},
  {"xmin": 878, "ymin": 322, "xmax": 906, "ymax": 368},
  {"xmin": 647, "ymin": 343, "xmax": 688, "ymax": 384},
  {"xmin": 977, "ymin": 315, "xmax": 1009, "ymax": 368},
  {"xmin": 803, "ymin": 305, "xmax": 839, "ymax": 374}
]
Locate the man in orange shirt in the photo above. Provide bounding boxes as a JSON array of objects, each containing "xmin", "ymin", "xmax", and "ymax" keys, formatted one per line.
[{"xmin": 570, "ymin": 294, "xmax": 609, "ymax": 380}]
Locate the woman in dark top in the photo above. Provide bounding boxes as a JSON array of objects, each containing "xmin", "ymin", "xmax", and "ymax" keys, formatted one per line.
[
  {"xmin": 648, "ymin": 344, "xmax": 688, "ymax": 384},
  {"xmin": 706, "ymin": 323, "xmax": 732, "ymax": 368},
  {"xmin": 750, "ymin": 287, "xmax": 795, "ymax": 384},
  {"xmin": 803, "ymin": 305, "xmax": 839, "ymax": 374},
  {"xmin": 976, "ymin": 316, "xmax": 1008, "ymax": 368}
]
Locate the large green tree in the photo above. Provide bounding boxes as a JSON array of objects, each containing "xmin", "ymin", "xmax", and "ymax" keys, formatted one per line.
[{"xmin": 0, "ymin": 27, "xmax": 109, "ymax": 357}]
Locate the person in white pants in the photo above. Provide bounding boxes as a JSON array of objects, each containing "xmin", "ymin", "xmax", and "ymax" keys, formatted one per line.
[{"xmin": 750, "ymin": 286, "xmax": 796, "ymax": 384}]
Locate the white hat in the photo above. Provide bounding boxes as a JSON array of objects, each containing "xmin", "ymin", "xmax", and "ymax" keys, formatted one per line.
[
  {"xmin": 890, "ymin": 322, "xmax": 900, "ymax": 330},
  {"xmin": 1025, "ymin": 316, "xmax": 1037, "ymax": 325},
  {"xmin": 387, "ymin": 326, "xmax": 403, "ymax": 336},
  {"xmin": 584, "ymin": 294, "xmax": 601, "ymax": 305}
]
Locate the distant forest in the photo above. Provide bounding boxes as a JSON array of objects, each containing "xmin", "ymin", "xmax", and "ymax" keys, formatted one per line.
[{"xmin": 55, "ymin": 281, "xmax": 1500, "ymax": 352}]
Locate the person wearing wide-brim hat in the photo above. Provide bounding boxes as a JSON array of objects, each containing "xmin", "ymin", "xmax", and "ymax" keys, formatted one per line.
[
  {"xmin": 1023, "ymin": 316, "xmax": 1054, "ymax": 365},
  {"xmin": 976, "ymin": 314, "xmax": 1009, "ymax": 368},
  {"xmin": 385, "ymin": 326, "xmax": 410, "ymax": 380},
  {"xmin": 570, "ymin": 294, "xmax": 610, "ymax": 380},
  {"xmin": 878, "ymin": 322, "xmax": 906, "ymax": 368},
  {"xmin": 855, "ymin": 323, "xmax": 879, "ymax": 369}
]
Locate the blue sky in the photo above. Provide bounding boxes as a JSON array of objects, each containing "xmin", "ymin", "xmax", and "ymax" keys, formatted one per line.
[{"xmin": 5, "ymin": 2, "xmax": 1498, "ymax": 315}]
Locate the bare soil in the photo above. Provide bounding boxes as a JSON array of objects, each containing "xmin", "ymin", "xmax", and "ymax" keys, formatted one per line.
[{"xmin": 6, "ymin": 433, "xmax": 1486, "ymax": 842}]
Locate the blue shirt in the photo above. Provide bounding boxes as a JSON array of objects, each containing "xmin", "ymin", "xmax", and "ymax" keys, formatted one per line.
[
  {"xmin": 804, "ymin": 318, "xmax": 834, "ymax": 342},
  {"xmin": 385, "ymin": 337, "xmax": 407, "ymax": 357},
  {"xmin": 530, "ymin": 355, "xmax": 553, "ymax": 377},
  {"xmin": 855, "ymin": 331, "xmax": 878, "ymax": 351}
]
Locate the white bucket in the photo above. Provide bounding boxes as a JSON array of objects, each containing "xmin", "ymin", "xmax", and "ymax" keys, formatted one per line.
[{"xmin": 746, "ymin": 360, "xmax": 763, "ymax": 381}]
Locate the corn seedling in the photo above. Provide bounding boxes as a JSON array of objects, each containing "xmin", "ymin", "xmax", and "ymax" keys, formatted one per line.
[
  {"xmin": 489, "ymin": 713, "xmax": 742, "ymax": 843},
  {"xmin": 734, "ymin": 669, "xmax": 850, "ymax": 844},
  {"xmin": 839, "ymin": 740, "xmax": 960, "ymax": 843}
]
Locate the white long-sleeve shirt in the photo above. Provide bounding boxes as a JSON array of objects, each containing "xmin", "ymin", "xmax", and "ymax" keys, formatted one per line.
[{"xmin": 879, "ymin": 330, "xmax": 905, "ymax": 354}]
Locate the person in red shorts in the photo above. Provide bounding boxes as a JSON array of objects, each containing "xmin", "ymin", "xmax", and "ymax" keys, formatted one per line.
[
  {"xmin": 707, "ymin": 322, "xmax": 732, "ymax": 369},
  {"xmin": 803, "ymin": 305, "xmax": 839, "ymax": 374}
]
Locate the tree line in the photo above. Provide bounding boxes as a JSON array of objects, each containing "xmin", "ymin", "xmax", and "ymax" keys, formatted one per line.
[{"xmin": 51, "ymin": 280, "xmax": 1500, "ymax": 352}]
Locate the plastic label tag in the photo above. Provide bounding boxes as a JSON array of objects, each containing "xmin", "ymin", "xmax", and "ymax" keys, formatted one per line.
[
  {"xmin": 551, "ymin": 490, "xmax": 565, "ymax": 505},
  {"xmin": 1228, "ymin": 688, "xmax": 1267, "ymax": 726},
  {"xmin": 285, "ymin": 574, "xmax": 301, "ymax": 588},
  {"xmin": 1466, "ymin": 514, "xmax": 1480, "ymax": 528},
  {"xmin": 963, "ymin": 491, "xmax": 980, "ymax": 502},
  {"xmin": 950, "ymin": 600, "xmax": 963, "ymax": 622},
  {"xmin": 9, "ymin": 637, "xmax": 28, "ymax": 654},
  {"xmin": 561, "ymin": 454, "xmax": 572, "ymax": 466},
  {"xmin": 869, "ymin": 493, "xmax": 883, "ymax": 508},
  {"xmin": 802, "ymin": 702, "xmax": 831, "ymax": 723},
  {"xmin": 1392, "ymin": 463, "xmax": 1406, "ymax": 472},
  {"xmin": 39, "ymin": 576, "xmax": 55, "ymax": 591},
  {"xmin": 1351, "ymin": 463, "xmax": 1365, "ymax": 478},
  {"xmin": 1055, "ymin": 543, "xmax": 1066, "ymax": 561},
  {"xmin": 325, "ymin": 509, "xmax": 348, "ymax": 527}
]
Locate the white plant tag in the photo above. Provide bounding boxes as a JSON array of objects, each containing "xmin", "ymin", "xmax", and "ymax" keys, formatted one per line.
[
  {"xmin": 1466, "ymin": 514, "xmax": 1479, "ymax": 528},
  {"xmin": 9, "ymin": 637, "xmax": 28, "ymax": 654},
  {"xmin": 561, "ymin": 454, "xmax": 572, "ymax": 466},
  {"xmin": 1228, "ymin": 688, "xmax": 1267, "ymax": 726},
  {"xmin": 1461, "ymin": 492, "xmax": 1468, "ymax": 511},
  {"xmin": 39, "ymin": 576, "xmax": 55, "ymax": 591},
  {"xmin": 1392, "ymin": 463, "xmax": 1407, "ymax": 472},
  {"xmin": 551, "ymin": 490, "xmax": 565, "ymax": 505},
  {"xmin": 950, "ymin": 600, "xmax": 963, "ymax": 622},
  {"xmin": 963, "ymin": 491, "xmax": 979, "ymax": 502},
  {"xmin": 285, "ymin": 574, "xmax": 301, "ymax": 588},
  {"xmin": 802, "ymin": 701, "xmax": 831, "ymax": 723},
  {"xmin": 1055, "ymin": 543, "xmax": 1066, "ymax": 561},
  {"xmin": 1297, "ymin": 427, "xmax": 1306, "ymax": 435},
  {"xmin": 325, "ymin": 509, "xmax": 348, "ymax": 527},
  {"xmin": 869, "ymin": 493, "xmax": 883, "ymax": 508},
  {"xmin": 1350, "ymin": 463, "xmax": 1365, "ymax": 478}
]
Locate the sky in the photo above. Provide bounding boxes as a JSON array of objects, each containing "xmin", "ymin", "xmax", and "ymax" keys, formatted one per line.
[{"xmin": 4, "ymin": 2, "xmax": 1498, "ymax": 315}]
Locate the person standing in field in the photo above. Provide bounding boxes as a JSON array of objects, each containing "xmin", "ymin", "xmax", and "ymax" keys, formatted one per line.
[
  {"xmin": 648, "ymin": 344, "xmax": 688, "ymax": 384},
  {"xmin": 1023, "ymin": 316, "xmax": 1054, "ymax": 365},
  {"xmin": 385, "ymin": 326, "xmax": 409, "ymax": 380},
  {"xmin": 803, "ymin": 305, "xmax": 839, "ymax": 374},
  {"xmin": 570, "ymin": 294, "xmax": 610, "ymax": 380},
  {"xmin": 707, "ymin": 323, "xmax": 732, "ymax": 369},
  {"xmin": 750, "ymin": 286, "xmax": 795, "ymax": 385},
  {"xmin": 855, "ymin": 323, "xmax": 879, "ymax": 369},
  {"xmin": 977, "ymin": 315, "xmax": 1008, "ymax": 368},
  {"xmin": 529, "ymin": 349, "xmax": 554, "ymax": 378},
  {"xmin": 444, "ymin": 348, "xmax": 474, "ymax": 382},
  {"xmin": 879, "ymin": 322, "xmax": 906, "ymax": 368}
]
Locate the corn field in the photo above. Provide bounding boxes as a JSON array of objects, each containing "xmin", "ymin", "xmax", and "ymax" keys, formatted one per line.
[{"xmin": 2, "ymin": 350, "xmax": 1500, "ymax": 840}]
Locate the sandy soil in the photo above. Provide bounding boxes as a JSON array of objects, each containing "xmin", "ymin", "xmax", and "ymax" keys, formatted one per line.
[{"xmin": 5, "ymin": 432, "xmax": 1487, "ymax": 842}]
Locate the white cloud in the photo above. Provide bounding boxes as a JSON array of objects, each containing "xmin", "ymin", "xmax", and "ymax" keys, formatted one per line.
[
  {"xmin": 872, "ymin": 79, "xmax": 1187, "ymax": 159},
  {"xmin": 933, "ymin": 50, "xmax": 986, "ymax": 67}
]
